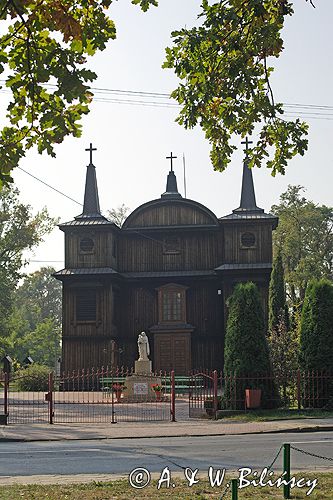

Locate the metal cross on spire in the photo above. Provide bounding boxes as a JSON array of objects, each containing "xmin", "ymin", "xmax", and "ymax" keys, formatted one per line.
[
  {"xmin": 85, "ymin": 143, "xmax": 97, "ymax": 165},
  {"xmin": 166, "ymin": 152, "xmax": 177, "ymax": 171},
  {"xmin": 241, "ymin": 137, "xmax": 253, "ymax": 156}
]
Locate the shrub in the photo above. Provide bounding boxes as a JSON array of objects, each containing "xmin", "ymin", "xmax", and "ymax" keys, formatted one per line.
[
  {"xmin": 16, "ymin": 364, "xmax": 50, "ymax": 391},
  {"xmin": 224, "ymin": 282, "xmax": 279, "ymax": 409},
  {"xmin": 299, "ymin": 279, "xmax": 333, "ymax": 408}
]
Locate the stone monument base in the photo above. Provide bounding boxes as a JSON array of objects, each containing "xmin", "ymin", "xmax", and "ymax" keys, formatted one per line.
[
  {"xmin": 123, "ymin": 374, "xmax": 162, "ymax": 402},
  {"xmin": 134, "ymin": 359, "xmax": 152, "ymax": 375}
]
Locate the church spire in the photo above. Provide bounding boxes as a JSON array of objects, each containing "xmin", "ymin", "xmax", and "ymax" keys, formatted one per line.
[
  {"xmin": 161, "ymin": 152, "xmax": 182, "ymax": 198},
  {"xmin": 75, "ymin": 143, "xmax": 105, "ymax": 220},
  {"xmin": 233, "ymin": 138, "xmax": 263, "ymax": 214}
]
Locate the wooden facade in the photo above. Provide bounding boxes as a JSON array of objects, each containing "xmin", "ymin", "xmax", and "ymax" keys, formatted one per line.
[{"xmin": 54, "ymin": 159, "xmax": 277, "ymax": 374}]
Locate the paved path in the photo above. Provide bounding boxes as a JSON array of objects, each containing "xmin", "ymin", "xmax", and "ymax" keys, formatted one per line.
[{"xmin": 1, "ymin": 417, "xmax": 333, "ymax": 442}]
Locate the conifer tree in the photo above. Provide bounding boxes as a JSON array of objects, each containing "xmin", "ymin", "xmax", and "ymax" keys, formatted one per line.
[
  {"xmin": 299, "ymin": 280, "xmax": 333, "ymax": 372},
  {"xmin": 299, "ymin": 279, "xmax": 333, "ymax": 407},
  {"xmin": 269, "ymin": 250, "xmax": 288, "ymax": 332},
  {"xmin": 224, "ymin": 283, "xmax": 280, "ymax": 409},
  {"xmin": 224, "ymin": 282, "xmax": 271, "ymax": 375}
]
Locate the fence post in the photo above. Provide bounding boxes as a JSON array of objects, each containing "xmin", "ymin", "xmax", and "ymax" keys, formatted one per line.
[
  {"xmin": 213, "ymin": 370, "xmax": 218, "ymax": 420},
  {"xmin": 4, "ymin": 372, "xmax": 8, "ymax": 417},
  {"xmin": 231, "ymin": 478, "xmax": 238, "ymax": 500},
  {"xmin": 171, "ymin": 370, "xmax": 176, "ymax": 422},
  {"xmin": 283, "ymin": 443, "xmax": 291, "ymax": 499},
  {"xmin": 48, "ymin": 372, "xmax": 54, "ymax": 424},
  {"xmin": 296, "ymin": 369, "xmax": 301, "ymax": 411},
  {"xmin": 111, "ymin": 372, "xmax": 117, "ymax": 424}
]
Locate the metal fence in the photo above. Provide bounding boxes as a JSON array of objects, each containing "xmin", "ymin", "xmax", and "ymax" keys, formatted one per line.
[
  {"xmin": 0, "ymin": 367, "xmax": 176, "ymax": 424},
  {"xmin": 1, "ymin": 368, "xmax": 332, "ymax": 424},
  {"xmin": 188, "ymin": 370, "xmax": 333, "ymax": 419}
]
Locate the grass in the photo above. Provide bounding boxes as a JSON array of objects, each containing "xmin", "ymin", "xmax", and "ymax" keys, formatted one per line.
[
  {"xmin": 217, "ymin": 409, "xmax": 333, "ymax": 422},
  {"xmin": 0, "ymin": 474, "xmax": 332, "ymax": 499}
]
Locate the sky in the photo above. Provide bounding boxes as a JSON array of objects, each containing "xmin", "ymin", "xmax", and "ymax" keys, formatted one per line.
[{"xmin": 3, "ymin": 0, "xmax": 333, "ymax": 274}]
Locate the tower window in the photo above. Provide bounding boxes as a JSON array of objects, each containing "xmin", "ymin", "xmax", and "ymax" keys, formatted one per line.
[
  {"xmin": 240, "ymin": 232, "xmax": 256, "ymax": 248},
  {"xmin": 76, "ymin": 290, "xmax": 96, "ymax": 321},
  {"xmin": 80, "ymin": 237, "xmax": 94, "ymax": 253}
]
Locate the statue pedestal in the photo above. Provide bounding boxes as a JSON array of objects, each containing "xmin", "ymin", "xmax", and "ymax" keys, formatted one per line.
[
  {"xmin": 134, "ymin": 359, "xmax": 152, "ymax": 375},
  {"xmin": 123, "ymin": 374, "xmax": 162, "ymax": 402}
]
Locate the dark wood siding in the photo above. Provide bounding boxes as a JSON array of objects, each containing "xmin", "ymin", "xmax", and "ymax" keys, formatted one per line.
[
  {"xmin": 127, "ymin": 204, "xmax": 215, "ymax": 227},
  {"xmin": 65, "ymin": 230, "xmax": 118, "ymax": 269},
  {"xmin": 224, "ymin": 222, "xmax": 273, "ymax": 264},
  {"xmin": 119, "ymin": 232, "xmax": 219, "ymax": 272}
]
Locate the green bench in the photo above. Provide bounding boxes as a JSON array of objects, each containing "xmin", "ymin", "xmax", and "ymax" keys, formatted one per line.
[
  {"xmin": 99, "ymin": 376, "xmax": 204, "ymax": 395},
  {"xmin": 100, "ymin": 377, "xmax": 126, "ymax": 395}
]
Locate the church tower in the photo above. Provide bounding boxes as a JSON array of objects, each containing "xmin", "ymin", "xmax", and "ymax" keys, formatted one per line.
[
  {"xmin": 217, "ymin": 140, "xmax": 278, "ymax": 325},
  {"xmin": 54, "ymin": 145, "xmax": 120, "ymax": 371}
]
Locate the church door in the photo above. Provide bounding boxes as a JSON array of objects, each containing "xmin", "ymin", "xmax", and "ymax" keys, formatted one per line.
[{"xmin": 154, "ymin": 333, "xmax": 191, "ymax": 374}]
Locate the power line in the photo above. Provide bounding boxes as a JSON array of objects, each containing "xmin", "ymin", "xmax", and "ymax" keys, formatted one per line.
[
  {"xmin": 17, "ymin": 166, "xmax": 82, "ymax": 206},
  {"xmin": 1, "ymin": 81, "xmax": 333, "ymax": 113},
  {"xmin": 29, "ymin": 260, "xmax": 63, "ymax": 263}
]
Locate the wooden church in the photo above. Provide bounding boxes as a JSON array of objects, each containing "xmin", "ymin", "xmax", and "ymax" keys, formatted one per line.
[{"xmin": 54, "ymin": 146, "xmax": 278, "ymax": 374}]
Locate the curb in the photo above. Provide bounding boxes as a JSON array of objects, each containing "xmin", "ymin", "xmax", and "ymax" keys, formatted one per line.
[{"xmin": 1, "ymin": 425, "xmax": 333, "ymax": 443}]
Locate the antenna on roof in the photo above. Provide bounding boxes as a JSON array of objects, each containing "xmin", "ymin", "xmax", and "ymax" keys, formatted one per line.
[{"xmin": 183, "ymin": 153, "xmax": 187, "ymax": 198}]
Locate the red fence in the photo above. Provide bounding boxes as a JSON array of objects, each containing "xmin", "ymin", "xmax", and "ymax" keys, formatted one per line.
[
  {"xmin": 1, "ymin": 368, "xmax": 332, "ymax": 424},
  {"xmin": 0, "ymin": 367, "xmax": 177, "ymax": 424},
  {"xmin": 188, "ymin": 370, "xmax": 333, "ymax": 418}
]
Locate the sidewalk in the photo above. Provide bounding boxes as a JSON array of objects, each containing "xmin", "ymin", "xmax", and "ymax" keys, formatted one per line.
[{"xmin": 1, "ymin": 417, "xmax": 333, "ymax": 442}]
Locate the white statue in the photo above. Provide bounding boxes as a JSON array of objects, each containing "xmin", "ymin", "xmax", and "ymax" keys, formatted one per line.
[{"xmin": 137, "ymin": 331, "xmax": 150, "ymax": 361}]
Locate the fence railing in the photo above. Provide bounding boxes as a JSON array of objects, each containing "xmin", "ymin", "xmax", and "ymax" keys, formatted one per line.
[
  {"xmin": 188, "ymin": 369, "xmax": 333, "ymax": 418},
  {"xmin": 0, "ymin": 366, "xmax": 176, "ymax": 424},
  {"xmin": 1, "ymin": 368, "xmax": 332, "ymax": 424}
]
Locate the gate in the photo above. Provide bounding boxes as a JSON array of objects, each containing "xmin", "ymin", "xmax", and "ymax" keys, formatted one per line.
[
  {"xmin": 189, "ymin": 370, "xmax": 219, "ymax": 419},
  {"xmin": 3, "ymin": 372, "xmax": 50, "ymax": 424}
]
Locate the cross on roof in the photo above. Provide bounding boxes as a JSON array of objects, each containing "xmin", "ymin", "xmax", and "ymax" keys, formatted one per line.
[
  {"xmin": 85, "ymin": 143, "xmax": 97, "ymax": 165},
  {"xmin": 166, "ymin": 152, "xmax": 177, "ymax": 171},
  {"xmin": 241, "ymin": 137, "xmax": 253, "ymax": 153}
]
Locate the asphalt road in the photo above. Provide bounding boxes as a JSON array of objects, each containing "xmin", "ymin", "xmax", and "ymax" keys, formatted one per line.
[{"xmin": 0, "ymin": 432, "xmax": 333, "ymax": 478}]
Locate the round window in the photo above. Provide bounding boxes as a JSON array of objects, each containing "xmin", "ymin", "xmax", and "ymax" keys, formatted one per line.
[
  {"xmin": 241, "ymin": 232, "xmax": 256, "ymax": 248},
  {"xmin": 80, "ymin": 238, "xmax": 94, "ymax": 252}
]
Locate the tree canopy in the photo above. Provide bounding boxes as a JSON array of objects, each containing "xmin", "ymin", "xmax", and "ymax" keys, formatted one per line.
[
  {"xmin": 0, "ymin": 267, "xmax": 62, "ymax": 367},
  {"xmin": 164, "ymin": 0, "xmax": 309, "ymax": 176},
  {"xmin": 0, "ymin": 0, "xmax": 157, "ymax": 187},
  {"xmin": 107, "ymin": 204, "xmax": 130, "ymax": 227},
  {"xmin": 0, "ymin": 0, "xmax": 313, "ymax": 187},
  {"xmin": 271, "ymin": 185, "xmax": 333, "ymax": 310},
  {"xmin": 0, "ymin": 187, "xmax": 56, "ymax": 336}
]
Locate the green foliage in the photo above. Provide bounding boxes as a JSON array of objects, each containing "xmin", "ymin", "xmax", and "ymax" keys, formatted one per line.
[
  {"xmin": 0, "ymin": 188, "xmax": 56, "ymax": 337},
  {"xmin": 268, "ymin": 250, "xmax": 287, "ymax": 332},
  {"xmin": 271, "ymin": 186, "xmax": 333, "ymax": 312},
  {"xmin": 268, "ymin": 314, "xmax": 298, "ymax": 406},
  {"xmin": 0, "ymin": 0, "xmax": 158, "ymax": 187},
  {"xmin": 16, "ymin": 363, "xmax": 50, "ymax": 392},
  {"xmin": 14, "ymin": 266, "xmax": 62, "ymax": 324},
  {"xmin": 164, "ymin": 0, "xmax": 309, "ymax": 176},
  {"xmin": 2, "ymin": 267, "xmax": 62, "ymax": 368},
  {"xmin": 224, "ymin": 282, "xmax": 279, "ymax": 409},
  {"xmin": 224, "ymin": 282, "xmax": 271, "ymax": 375},
  {"xmin": 299, "ymin": 279, "xmax": 333, "ymax": 372}
]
